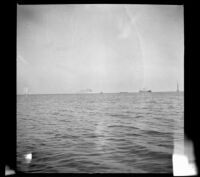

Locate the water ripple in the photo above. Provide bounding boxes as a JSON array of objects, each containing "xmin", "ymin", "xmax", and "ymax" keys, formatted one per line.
[{"xmin": 17, "ymin": 93, "xmax": 184, "ymax": 173}]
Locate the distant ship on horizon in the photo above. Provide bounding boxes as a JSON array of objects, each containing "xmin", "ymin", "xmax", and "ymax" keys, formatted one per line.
[{"xmin": 139, "ymin": 88, "xmax": 152, "ymax": 93}]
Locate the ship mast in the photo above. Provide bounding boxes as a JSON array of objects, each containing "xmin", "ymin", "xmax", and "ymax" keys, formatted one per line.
[{"xmin": 177, "ymin": 82, "xmax": 179, "ymax": 92}]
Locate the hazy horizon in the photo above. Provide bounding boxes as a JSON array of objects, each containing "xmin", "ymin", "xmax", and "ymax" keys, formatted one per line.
[
  {"xmin": 17, "ymin": 4, "xmax": 184, "ymax": 95},
  {"xmin": 17, "ymin": 90, "xmax": 184, "ymax": 95}
]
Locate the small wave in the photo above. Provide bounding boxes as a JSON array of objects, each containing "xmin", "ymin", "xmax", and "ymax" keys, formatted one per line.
[
  {"xmin": 134, "ymin": 115, "xmax": 143, "ymax": 118},
  {"xmin": 107, "ymin": 125, "xmax": 139, "ymax": 131},
  {"xmin": 61, "ymin": 134, "xmax": 80, "ymax": 140},
  {"xmin": 144, "ymin": 130, "xmax": 173, "ymax": 138},
  {"xmin": 109, "ymin": 114, "xmax": 134, "ymax": 119},
  {"xmin": 59, "ymin": 118, "xmax": 71, "ymax": 123},
  {"xmin": 109, "ymin": 114, "xmax": 125, "ymax": 117},
  {"xmin": 52, "ymin": 112, "xmax": 61, "ymax": 116}
]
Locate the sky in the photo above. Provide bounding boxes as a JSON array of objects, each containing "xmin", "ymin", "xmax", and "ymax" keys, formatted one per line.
[{"xmin": 17, "ymin": 4, "xmax": 184, "ymax": 94}]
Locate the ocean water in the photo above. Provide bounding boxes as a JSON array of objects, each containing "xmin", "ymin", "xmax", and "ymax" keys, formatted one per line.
[{"xmin": 17, "ymin": 92, "xmax": 184, "ymax": 173}]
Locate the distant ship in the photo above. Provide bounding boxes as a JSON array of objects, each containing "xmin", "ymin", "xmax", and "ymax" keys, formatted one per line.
[
  {"xmin": 79, "ymin": 88, "xmax": 93, "ymax": 93},
  {"xmin": 119, "ymin": 92, "xmax": 128, "ymax": 94},
  {"xmin": 139, "ymin": 88, "xmax": 152, "ymax": 93}
]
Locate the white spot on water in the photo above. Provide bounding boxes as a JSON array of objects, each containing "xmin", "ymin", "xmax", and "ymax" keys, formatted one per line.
[{"xmin": 24, "ymin": 153, "xmax": 32, "ymax": 163}]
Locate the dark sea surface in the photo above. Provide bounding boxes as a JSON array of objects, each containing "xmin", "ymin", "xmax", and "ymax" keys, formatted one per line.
[{"xmin": 17, "ymin": 92, "xmax": 184, "ymax": 173}]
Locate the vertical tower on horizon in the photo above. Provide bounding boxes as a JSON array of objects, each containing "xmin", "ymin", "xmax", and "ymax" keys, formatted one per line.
[
  {"xmin": 177, "ymin": 82, "xmax": 179, "ymax": 92},
  {"xmin": 24, "ymin": 87, "xmax": 29, "ymax": 95}
]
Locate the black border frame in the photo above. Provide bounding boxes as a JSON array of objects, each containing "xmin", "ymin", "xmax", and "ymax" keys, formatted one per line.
[{"xmin": 7, "ymin": 0, "xmax": 197, "ymax": 176}]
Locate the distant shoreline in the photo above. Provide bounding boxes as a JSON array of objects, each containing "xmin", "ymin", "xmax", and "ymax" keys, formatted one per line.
[{"xmin": 17, "ymin": 91, "xmax": 184, "ymax": 96}]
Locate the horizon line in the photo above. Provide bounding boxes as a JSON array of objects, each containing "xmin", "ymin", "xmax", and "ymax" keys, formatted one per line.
[{"xmin": 17, "ymin": 90, "xmax": 184, "ymax": 95}]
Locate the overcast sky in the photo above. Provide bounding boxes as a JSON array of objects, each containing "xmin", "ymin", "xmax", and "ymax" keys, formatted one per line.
[{"xmin": 17, "ymin": 4, "xmax": 184, "ymax": 94}]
